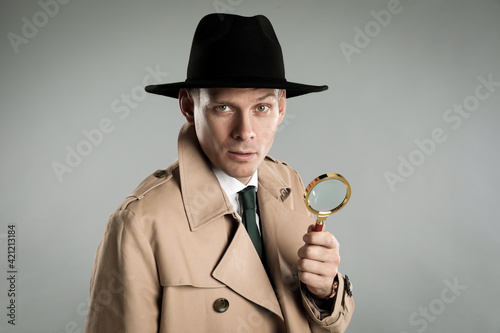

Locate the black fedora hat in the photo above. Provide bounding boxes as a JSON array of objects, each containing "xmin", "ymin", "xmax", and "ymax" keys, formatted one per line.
[{"xmin": 145, "ymin": 13, "xmax": 328, "ymax": 98}]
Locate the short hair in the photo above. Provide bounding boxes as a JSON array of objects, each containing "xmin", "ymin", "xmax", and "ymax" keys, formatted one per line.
[
  {"xmin": 187, "ymin": 88, "xmax": 285, "ymax": 105},
  {"xmin": 187, "ymin": 88, "xmax": 200, "ymax": 102}
]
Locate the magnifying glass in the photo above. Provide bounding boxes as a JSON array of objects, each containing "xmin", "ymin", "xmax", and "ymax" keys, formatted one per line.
[{"xmin": 304, "ymin": 173, "xmax": 351, "ymax": 232}]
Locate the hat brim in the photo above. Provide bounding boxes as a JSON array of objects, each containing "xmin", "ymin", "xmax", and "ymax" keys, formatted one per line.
[{"xmin": 145, "ymin": 78, "xmax": 328, "ymax": 99}]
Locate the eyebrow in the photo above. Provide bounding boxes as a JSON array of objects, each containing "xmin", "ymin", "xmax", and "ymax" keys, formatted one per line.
[
  {"xmin": 256, "ymin": 92, "xmax": 278, "ymax": 101},
  {"xmin": 207, "ymin": 90, "xmax": 278, "ymax": 104}
]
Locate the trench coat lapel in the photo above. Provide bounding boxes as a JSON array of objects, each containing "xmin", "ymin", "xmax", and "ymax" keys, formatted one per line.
[
  {"xmin": 178, "ymin": 124, "xmax": 232, "ymax": 231},
  {"xmin": 212, "ymin": 222, "xmax": 284, "ymax": 320}
]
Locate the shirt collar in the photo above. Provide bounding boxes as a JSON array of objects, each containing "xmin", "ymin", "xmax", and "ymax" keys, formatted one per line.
[{"xmin": 212, "ymin": 166, "xmax": 258, "ymax": 196}]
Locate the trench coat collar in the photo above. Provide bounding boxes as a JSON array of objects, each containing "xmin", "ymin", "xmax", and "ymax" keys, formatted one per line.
[
  {"xmin": 178, "ymin": 123, "xmax": 232, "ymax": 231},
  {"xmin": 178, "ymin": 123, "xmax": 292, "ymax": 232}
]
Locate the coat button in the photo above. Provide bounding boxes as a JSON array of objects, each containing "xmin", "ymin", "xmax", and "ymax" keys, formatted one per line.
[
  {"xmin": 154, "ymin": 170, "xmax": 167, "ymax": 178},
  {"xmin": 213, "ymin": 298, "xmax": 229, "ymax": 313}
]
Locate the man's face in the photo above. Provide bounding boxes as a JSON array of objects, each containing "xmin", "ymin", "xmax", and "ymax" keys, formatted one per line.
[{"xmin": 181, "ymin": 87, "xmax": 286, "ymax": 184}]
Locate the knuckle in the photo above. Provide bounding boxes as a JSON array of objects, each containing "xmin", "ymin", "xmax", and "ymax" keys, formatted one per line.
[
  {"xmin": 335, "ymin": 254, "xmax": 341, "ymax": 265},
  {"xmin": 297, "ymin": 259, "xmax": 306, "ymax": 271},
  {"xmin": 304, "ymin": 246, "xmax": 316, "ymax": 258},
  {"xmin": 297, "ymin": 270, "xmax": 310, "ymax": 282},
  {"xmin": 302, "ymin": 258, "xmax": 317, "ymax": 272},
  {"xmin": 301, "ymin": 259, "xmax": 312, "ymax": 271},
  {"xmin": 330, "ymin": 235, "xmax": 339, "ymax": 247}
]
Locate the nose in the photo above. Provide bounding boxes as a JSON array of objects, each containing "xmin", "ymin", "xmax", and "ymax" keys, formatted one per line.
[{"xmin": 232, "ymin": 112, "xmax": 255, "ymax": 141}]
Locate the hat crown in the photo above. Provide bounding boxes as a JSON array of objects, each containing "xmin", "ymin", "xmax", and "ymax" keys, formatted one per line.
[
  {"xmin": 144, "ymin": 13, "xmax": 328, "ymax": 98},
  {"xmin": 187, "ymin": 14, "xmax": 285, "ymax": 82}
]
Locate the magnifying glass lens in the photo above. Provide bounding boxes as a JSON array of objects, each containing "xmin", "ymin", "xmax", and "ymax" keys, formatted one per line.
[{"xmin": 309, "ymin": 180, "xmax": 348, "ymax": 213}]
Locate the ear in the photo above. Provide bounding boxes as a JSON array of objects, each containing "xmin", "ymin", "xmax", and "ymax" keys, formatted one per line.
[
  {"xmin": 179, "ymin": 89, "xmax": 195, "ymax": 125},
  {"xmin": 277, "ymin": 89, "xmax": 287, "ymax": 125}
]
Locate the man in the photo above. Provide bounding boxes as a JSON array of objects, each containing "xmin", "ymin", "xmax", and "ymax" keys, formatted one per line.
[{"xmin": 85, "ymin": 13, "xmax": 354, "ymax": 333}]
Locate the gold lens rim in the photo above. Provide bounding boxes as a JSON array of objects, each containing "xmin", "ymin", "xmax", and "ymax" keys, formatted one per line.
[{"xmin": 303, "ymin": 173, "xmax": 351, "ymax": 217}]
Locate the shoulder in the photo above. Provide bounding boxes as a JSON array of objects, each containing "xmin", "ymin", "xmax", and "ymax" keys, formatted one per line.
[
  {"xmin": 264, "ymin": 155, "xmax": 290, "ymax": 169},
  {"xmin": 116, "ymin": 160, "xmax": 181, "ymax": 211},
  {"xmin": 263, "ymin": 155, "xmax": 300, "ymax": 178},
  {"xmin": 264, "ymin": 155, "xmax": 288, "ymax": 166},
  {"xmin": 262, "ymin": 155, "xmax": 305, "ymax": 188}
]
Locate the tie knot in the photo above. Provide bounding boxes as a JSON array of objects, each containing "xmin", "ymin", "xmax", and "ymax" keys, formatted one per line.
[{"xmin": 238, "ymin": 186, "xmax": 256, "ymax": 211}]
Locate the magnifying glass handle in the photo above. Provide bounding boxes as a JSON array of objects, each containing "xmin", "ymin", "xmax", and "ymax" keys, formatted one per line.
[{"xmin": 314, "ymin": 221, "xmax": 324, "ymax": 232}]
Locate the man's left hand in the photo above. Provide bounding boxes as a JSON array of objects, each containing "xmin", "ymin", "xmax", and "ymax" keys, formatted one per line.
[{"xmin": 297, "ymin": 224, "xmax": 340, "ymax": 298}]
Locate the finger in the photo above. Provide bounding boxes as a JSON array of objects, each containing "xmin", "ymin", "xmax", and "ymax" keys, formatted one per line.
[
  {"xmin": 297, "ymin": 257, "xmax": 338, "ymax": 277},
  {"xmin": 303, "ymin": 231, "xmax": 340, "ymax": 250},
  {"xmin": 297, "ymin": 243, "xmax": 336, "ymax": 262}
]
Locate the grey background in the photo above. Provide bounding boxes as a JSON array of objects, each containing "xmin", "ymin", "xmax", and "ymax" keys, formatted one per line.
[{"xmin": 1, "ymin": 0, "xmax": 499, "ymax": 332}]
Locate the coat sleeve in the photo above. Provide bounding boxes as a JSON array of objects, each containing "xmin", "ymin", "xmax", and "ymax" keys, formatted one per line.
[
  {"xmin": 84, "ymin": 209, "xmax": 161, "ymax": 333},
  {"xmin": 300, "ymin": 273, "xmax": 354, "ymax": 333}
]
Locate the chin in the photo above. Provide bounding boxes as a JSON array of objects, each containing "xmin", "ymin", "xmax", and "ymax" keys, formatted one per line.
[{"xmin": 226, "ymin": 167, "xmax": 255, "ymax": 181}]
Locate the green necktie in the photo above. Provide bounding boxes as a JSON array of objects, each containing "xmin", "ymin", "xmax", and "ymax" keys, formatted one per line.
[{"xmin": 238, "ymin": 186, "xmax": 263, "ymax": 260}]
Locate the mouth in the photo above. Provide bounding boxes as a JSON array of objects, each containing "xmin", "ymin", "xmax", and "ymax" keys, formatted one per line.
[{"xmin": 228, "ymin": 151, "xmax": 256, "ymax": 161}]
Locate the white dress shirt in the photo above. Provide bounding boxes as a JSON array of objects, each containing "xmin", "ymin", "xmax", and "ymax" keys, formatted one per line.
[{"xmin": 212, "ymin": 166, "xmax": 261, "ymax": 234}]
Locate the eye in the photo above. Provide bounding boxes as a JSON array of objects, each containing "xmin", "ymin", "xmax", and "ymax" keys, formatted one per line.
[
  {"xmin": 215, "ymin": 105, "xmax": 230, "ymax": 112},
  {"xmin": 256, "ymin": 105, "xmax": 270, "ymax": 112}
]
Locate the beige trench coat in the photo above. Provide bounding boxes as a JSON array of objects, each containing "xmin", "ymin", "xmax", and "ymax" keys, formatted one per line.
[{"xmin": 85, "ymin": 124, "xmax": 354, "ymax": 332}]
